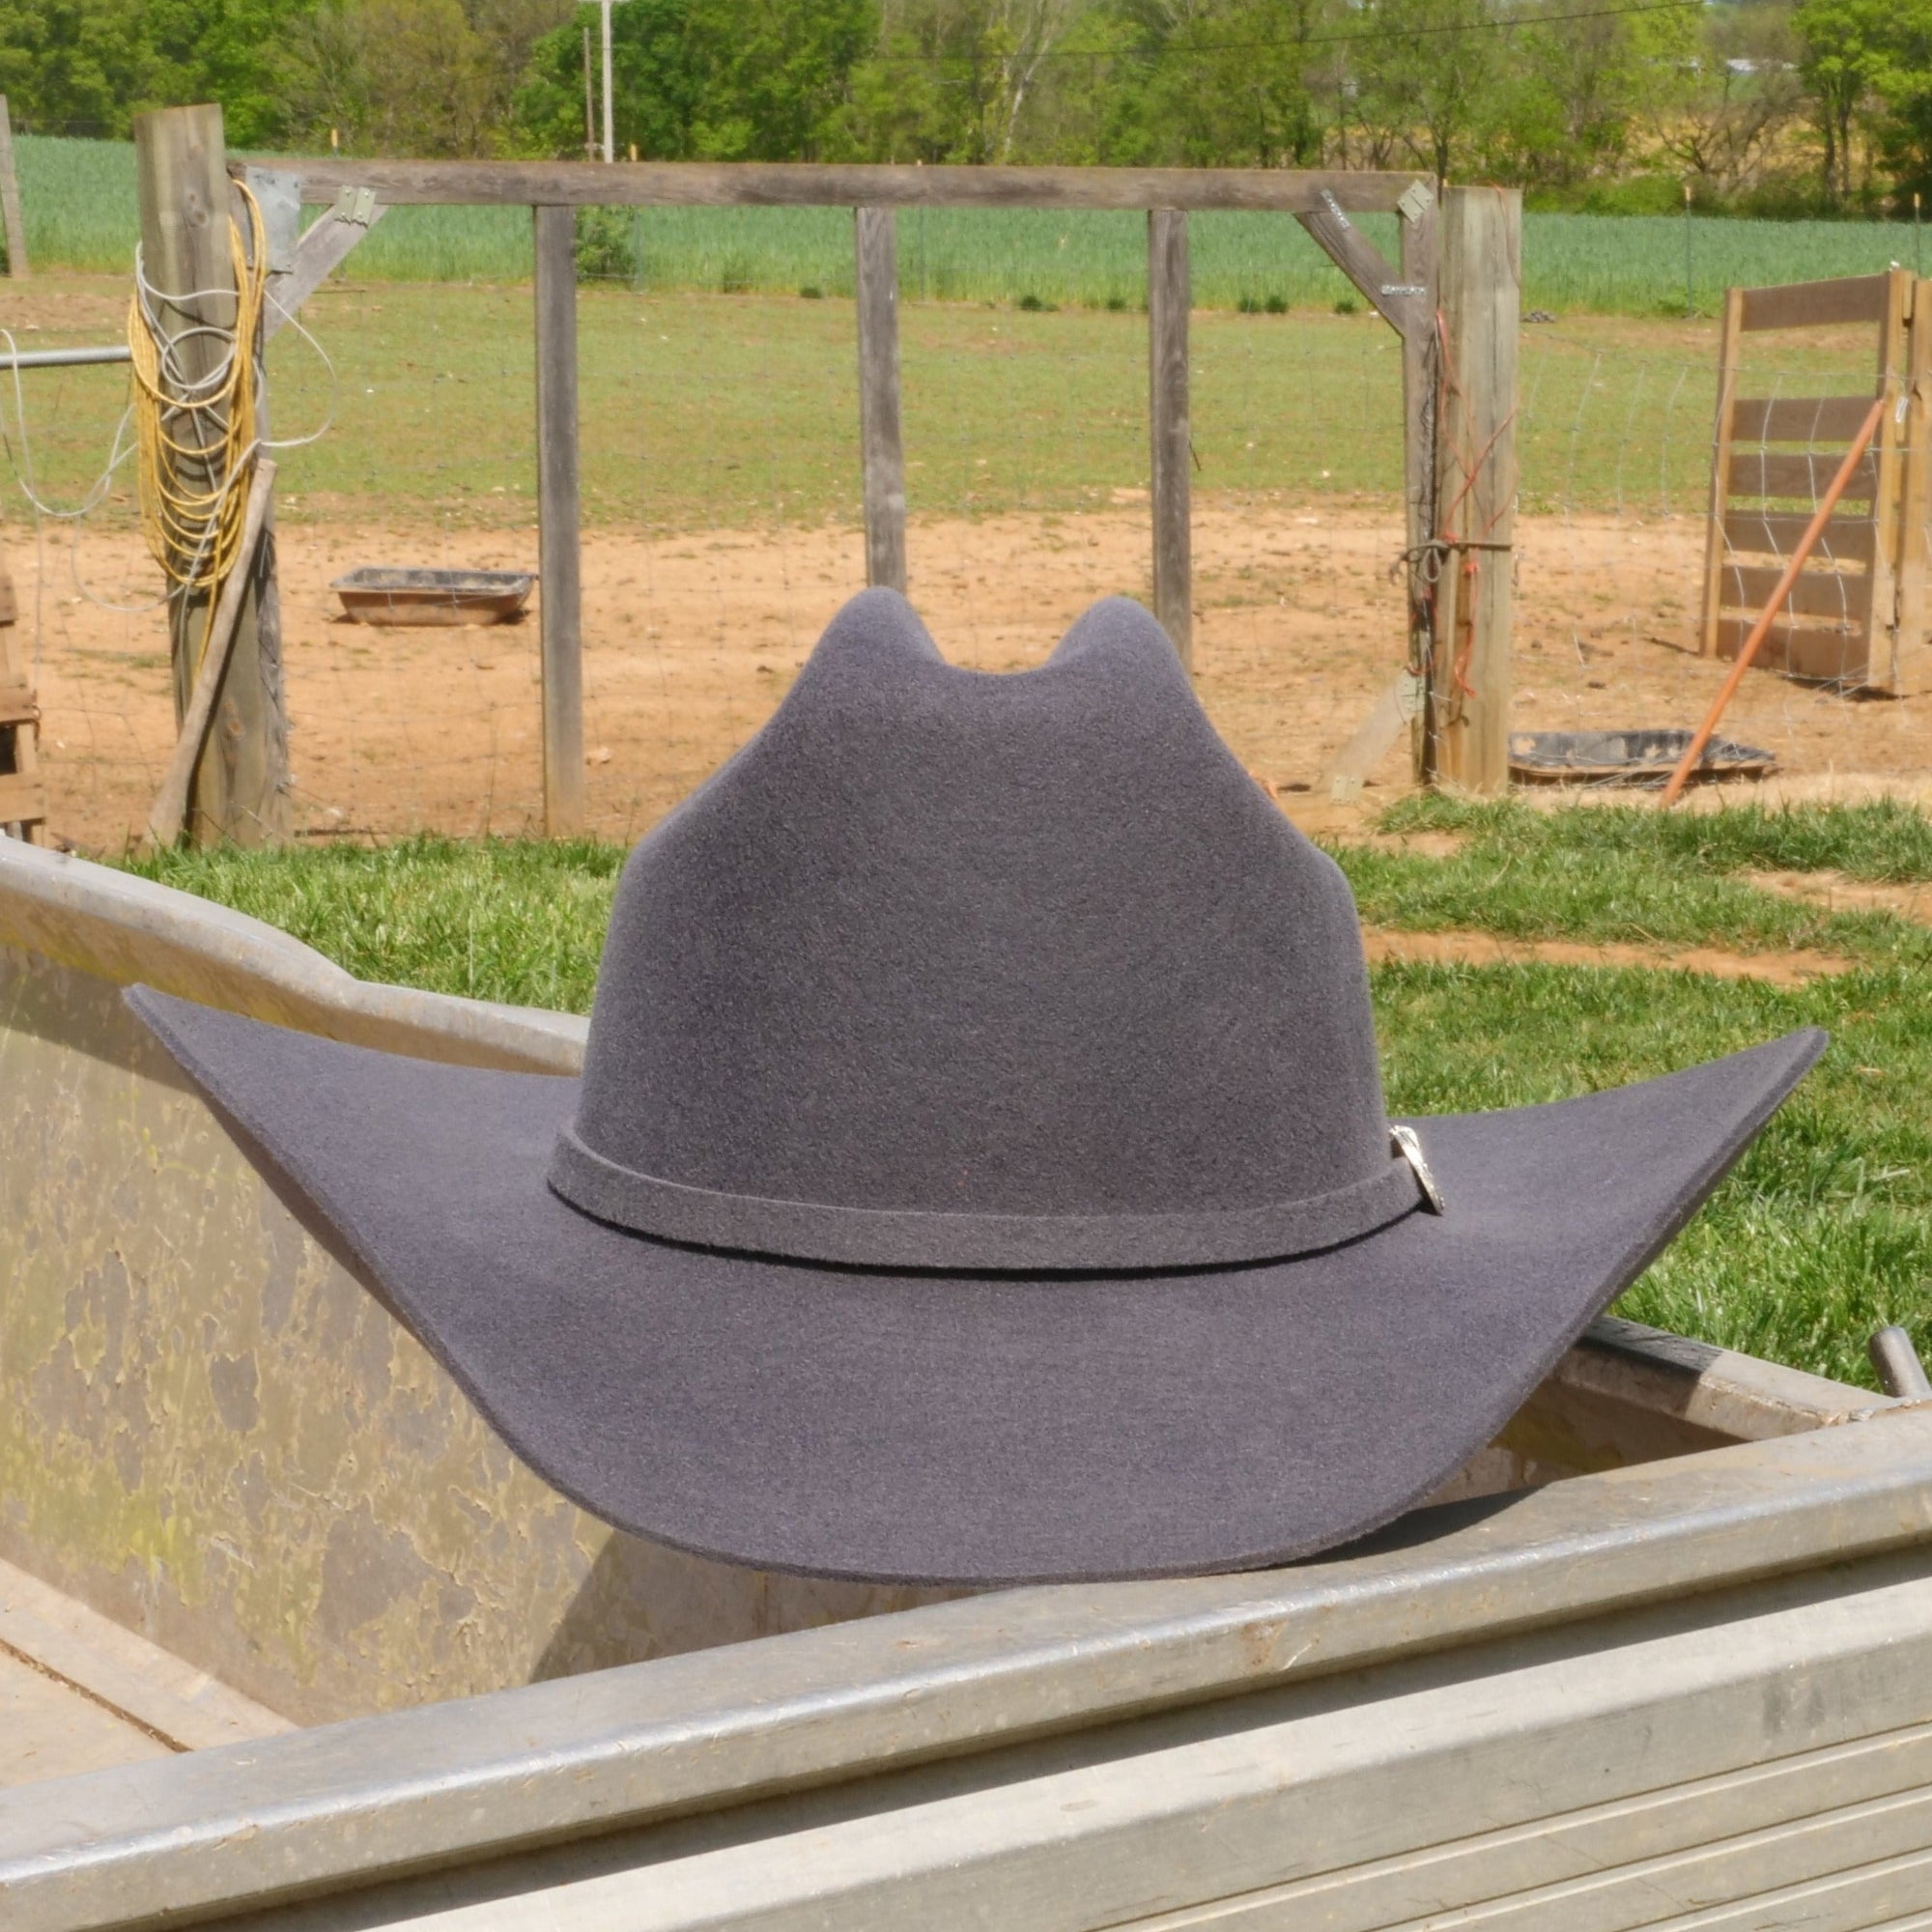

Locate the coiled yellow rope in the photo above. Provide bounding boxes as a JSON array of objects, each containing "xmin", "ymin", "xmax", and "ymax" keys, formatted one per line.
[{"xmin": 128, "ymin": 179, "xmax": 266, "ymax": 638}]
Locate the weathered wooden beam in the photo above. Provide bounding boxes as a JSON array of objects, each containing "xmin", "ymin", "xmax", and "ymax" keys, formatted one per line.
[
  {"xmin": 854, "ymin": 207, "xmax": 907, "ymax": 595},
  {"xmin": 132, "ymin": 103, "xmax": 290, "ymax": 846},
  {"xmin": 260, "ymin": 184, "xmax": 387, "ymax": 341},
  {"xmin": 291, "ymin": 159, "xmax": 1424, "ymax": 214},
  {"xmin": 0, "ymin": 96, "xmax": 27, "ymax": 277},
  {"xmin": 1419, "ymin": 186, "xmax": 1519, "ymax": 794},
  {"xmin": 1399, "ymin": 182, "xmax": 1439, "ymax": 787},
  {"xmin": 1295, "ymin": 186, "xmax": 1428, "ymax": 340},
  {"xmin": 533, "ymin": 203, "xmax": 586, "ymax": 838},
  {"xmin": 1148, "ymin": 208, "xmax": 1191, "ymax": 669}
]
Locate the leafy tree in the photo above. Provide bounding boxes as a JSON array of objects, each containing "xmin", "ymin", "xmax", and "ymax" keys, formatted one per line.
[
  {"xmin": 1350, "ymin": 0, "xmax": 1499, "ymax": 186},
  {"xmin": 515, "ymin": 0, "xmax": 868, "ymax": 160},
  {"xmin": 1795, "ymin": 0, "xmax": 1893, "ymax": 200},
  {"xmin": 1640, "ymin": 2, "xmax": 1804, "ymax": 203}
]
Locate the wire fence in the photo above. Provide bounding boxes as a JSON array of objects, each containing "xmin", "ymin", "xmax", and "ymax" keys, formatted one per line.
[{"xmin": 9, "ymin": 235, "xmax": 1932, "ymax": 854}]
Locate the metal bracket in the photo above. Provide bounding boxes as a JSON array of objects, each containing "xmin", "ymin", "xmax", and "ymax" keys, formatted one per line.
[
  {"xmin": 333, "ymin": 185, "xmax": 378, "ymax": 228},
  {"xmin": 1319, "ymin": 187, "xmax": 1353, "ymax": 232},
  {"xmin": 242, "ymin": 169, "xmax": 303, "ymax": 274},
  {"xmin": 1398, "ymin": 180, "xmax": 1436, "ymax": 223}
]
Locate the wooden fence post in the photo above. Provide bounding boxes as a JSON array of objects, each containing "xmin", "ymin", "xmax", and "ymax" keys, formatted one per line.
[
  {"xmin": 1419, "ymin": 185, "xmax": 1519, "ymax": 793},
  {"xmin": 854, "ymin": 206, "xmax": 907, "ymax": 593},
  {"xmin": 133, "ymin": 104, "xmax": 290, "ymax": 845},
  {"xmin": 0, "ymin": 97, "xmax": 26, "ymax": 278},
  {"xmin": 1148, "ymin": 207, "xmax": 1191, "ymax": 669},
  {"xmin": 1399, "ymin": 182, "xmax": 1438, "ymax": 779},
  {"xmin": 533, "ymin": 203, "xmax": 586, "ymax": 838}
]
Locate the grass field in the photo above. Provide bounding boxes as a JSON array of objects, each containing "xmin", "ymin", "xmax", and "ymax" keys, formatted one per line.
[
  {"xmin": 126, "ymin": 796, "xmax": 1932, "ymax": 1393},
  {"xmin": 13, "ymin": 276, "xmax": 1883, "ymax": 531},
  {"xmin": 20, "ymin": 130, "xmax": 1932, "ymax": 318}
]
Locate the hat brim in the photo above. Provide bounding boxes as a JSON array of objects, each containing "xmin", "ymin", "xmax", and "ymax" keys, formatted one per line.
[{"xmin": 128, "ymin": 988, "xmax": 1823, "ymax": 1586}]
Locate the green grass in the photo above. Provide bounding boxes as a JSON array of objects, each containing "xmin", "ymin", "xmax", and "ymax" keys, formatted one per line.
[
  {"xmin": 122, "ymin": 799, "xmax": 1932, "ymax": 1390},
  {"xmin": 21, "ymin": 131, "xmax": 1932, "ymax": 317},
  {"xmin": 15, "ymin": 281, "xmax": 1873, "ymax": 535}
]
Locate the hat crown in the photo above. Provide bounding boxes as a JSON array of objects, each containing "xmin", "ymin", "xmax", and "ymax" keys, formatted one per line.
[{"xmin": 564, "ymin": 592, "xmax": 1394, "ymax": 1262}]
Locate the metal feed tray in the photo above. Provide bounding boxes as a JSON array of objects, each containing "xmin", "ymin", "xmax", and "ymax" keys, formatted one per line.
[
  {"xmin": 1510, "ymin": 726, "xmax": 1777, "ymax": 787},
  {"xmin": 331, "ymin": 566, "xmax": 532, "ymax": 627}
]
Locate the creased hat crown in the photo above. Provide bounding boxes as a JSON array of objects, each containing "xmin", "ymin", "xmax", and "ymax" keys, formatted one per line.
[{"xmin": 550, "ymin": 591, "xmax": 1409, "ymax": 1268}]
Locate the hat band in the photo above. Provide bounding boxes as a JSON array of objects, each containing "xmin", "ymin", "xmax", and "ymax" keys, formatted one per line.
[{"xmin": 547, "ymin": 1124, "xmax": 1428, "ymax": 1271}]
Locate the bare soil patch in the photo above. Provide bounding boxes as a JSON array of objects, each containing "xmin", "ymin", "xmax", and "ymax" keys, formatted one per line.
[
  {"xmin": 20, "ymin": 497, "xmax": 1932, "ymax": 854},
  {"xmin": 1362, "ymin": 927, "xmax": 1856, "ymax": 986},
  {"xmin": 1747, "ymin": 869, "xmax": 1932, "ymax": 926}
]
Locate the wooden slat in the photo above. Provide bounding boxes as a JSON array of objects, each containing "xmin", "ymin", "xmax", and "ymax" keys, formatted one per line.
[
  {"xmin": 532, "ymin": 204, "xmax": 585, "ymax": 838},
  {"xmin": 0, "ymin": 682, "xmax": 34, "ymax": 726},
  {"xmin": 291, "ymin": 159, "xmax": 1424, "ymax": 214},
  {"xmin": 1723, "ymin": 510, "xmax": 1877, "ymax": 563},
  {"xmin": 1148, "ymin": 208, "xmax": 1191, "ymax": 668},
  {"xmin": 1741, "ymin": 273, "xmax": 1891, "ymax": 332},
  {"xmin": 1719, "ymin": 562, "xmax": 1872, "ymax": 622},
  {"xmin": 0, "ymin": 771, "xmax": 46, "ymax": 823},
  {"xmin": 854, "ymin": 207, "xmax": 906, "ymax": 595},
  {"xmin": 1715, "ymin": 613, "xmax": 1870, "ymax": 684},
  {"xmin": 1729, "ymin": 448, "xmax": 1878, "ymax": 501},
  {"xmin": 1700, "ymin": 286, "xmax": 1745, "ymax": 656},
  {"xmin": 1732, "ymin": 395, "xmax": 1881, "ymax": 444}
]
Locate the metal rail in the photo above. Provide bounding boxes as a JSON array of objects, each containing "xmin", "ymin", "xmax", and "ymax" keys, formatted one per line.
[{"xmin": 0, "ymin": 345, "xmax": 131, "ymax": 370}]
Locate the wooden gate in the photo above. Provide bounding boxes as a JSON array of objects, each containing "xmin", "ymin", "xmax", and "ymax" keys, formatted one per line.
[{"xmin": 1701, "ymin": 267, "xmax": 1930, "ymax": 694}]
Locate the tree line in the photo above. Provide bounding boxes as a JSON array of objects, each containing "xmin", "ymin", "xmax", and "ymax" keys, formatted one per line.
[{"xmin": 11, "ymin": 0, "xmax": 1932, "ymax": 211}]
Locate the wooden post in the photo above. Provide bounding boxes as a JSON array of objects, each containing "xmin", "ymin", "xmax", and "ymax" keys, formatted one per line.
[
  {"xmin": 1420, "ymin": 186, "xmax": 1519, "ymax": 793},
  {"xmin": 854, "ymin": 206, "xmax": 907, "ymax": 594},
  {"xmin": 1399, "ymin": 183, "xmax": 1438, "ymax": 780},
  {"xmin": 133, "ymin": 104, "xmax": 290, "ymax": 845},
  {"xmin": 1148, "ymin": 208, "xmax": 1191, "ymax": 668},
  {"xmin": 0, "ymin": 97, "xmax": 26, "ymax": 278},
  {"xmin": 1868, "ymin": 266, "xmax": 1914, "ymax": 683},
  {"xmin": 533, "ymin": 202, "xmax": 585, "ymax": 837},
  {"xmin": 1896, "ymin": 278, "xmax": 1932, "ymax": 695},
  {"xmin": 1698, "ymin": 286, "xmax": 1745, "ymax": 658}
]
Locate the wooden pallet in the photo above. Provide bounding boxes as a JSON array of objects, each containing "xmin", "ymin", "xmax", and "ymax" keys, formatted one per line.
[
  {"xmin": 0, "ymin": 538, "xmax": 45, "ymax": 844},
  {"xmin": 1701, "ymin": 268, "xmax": 1932, "ymax": 695}
]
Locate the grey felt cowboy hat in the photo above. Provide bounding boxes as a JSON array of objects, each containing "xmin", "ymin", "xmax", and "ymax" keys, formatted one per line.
[{"xmin": 128, "ymin": 590, "xmax": 1824, "ymax": 1586}]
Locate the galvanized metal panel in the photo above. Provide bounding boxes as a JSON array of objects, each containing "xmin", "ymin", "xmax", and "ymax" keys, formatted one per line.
[
  {"xmin": 0, "ymin": 941, "xmax": 950, "ymax": 1730},
  {"xmin": 10, "ymin": 1413, "xmax": 1932, "ymax": 1932},
  {"xmin": 185, "ymin": 1553, "xmax": 1932, "ymax": 1932}
]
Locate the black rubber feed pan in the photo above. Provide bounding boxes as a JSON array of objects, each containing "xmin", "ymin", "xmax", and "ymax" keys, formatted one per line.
[
  {"xmin": 1509, "ymin": 728, "xmax": 1777, "ymax": 787},
  {"xmin": 332, "ymin": 567, "xmax": 533, "ymax": 627}
]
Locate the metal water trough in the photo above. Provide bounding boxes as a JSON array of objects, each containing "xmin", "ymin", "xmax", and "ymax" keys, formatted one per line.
[
  {"xmin": 331, "ymin": 566, "xmax": 533, "ymax": 626},
  {"xmin": 5, "ymin": 835, "xmax": 1932, "ymax": 1930},
  {"xmin": 1510, "ymin": 726, "xmax": 1777, "ymax": 786}
]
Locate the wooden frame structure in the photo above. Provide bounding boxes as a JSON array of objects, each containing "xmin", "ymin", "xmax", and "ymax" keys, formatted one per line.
[
  {"xmin": 1702, "ymin": 267, "xmax": 1931, "ymax": 694},
  {"xmin": 197, "ymin": 151, "xmax": 1520, "ymax": 825}
]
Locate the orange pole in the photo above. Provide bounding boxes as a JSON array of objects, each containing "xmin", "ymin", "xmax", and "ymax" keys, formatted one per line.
[{"xmin": 1662, "ymin": 392, "xmax": 1888, "ymax": 807}]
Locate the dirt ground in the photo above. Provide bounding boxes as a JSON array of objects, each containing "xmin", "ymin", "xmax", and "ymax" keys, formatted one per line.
[{"xmin": 18, "ymin": 495, "xmax": 1932, "ymax": 855}]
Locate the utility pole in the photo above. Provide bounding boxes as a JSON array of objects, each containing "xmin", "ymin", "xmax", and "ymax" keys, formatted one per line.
[{"xmin": 601, "ymin": 0, "xmax": 615, "ymax": 163}]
